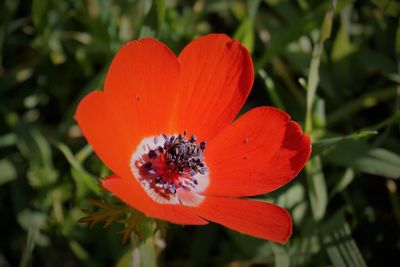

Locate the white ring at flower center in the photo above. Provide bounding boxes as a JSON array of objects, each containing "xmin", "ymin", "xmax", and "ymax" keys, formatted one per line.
[{"xmin": 130, "ymin": 135, "xmax": 208, "ymax": 206}]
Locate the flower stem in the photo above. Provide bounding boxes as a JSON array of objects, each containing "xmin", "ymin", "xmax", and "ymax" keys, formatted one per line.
[{"xmin": 130, "ymin": 232, "xmax": 157, "ymax": 267}]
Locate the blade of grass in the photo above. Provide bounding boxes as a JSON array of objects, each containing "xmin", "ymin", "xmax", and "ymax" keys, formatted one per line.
[
  {"xmin": 56, "ymin": 142, "xmax": 101, "ymax": 196},
  {"xmin": 305, "ymin": 0, "xmax": 336, "ymax": 221},
  {"xmin": 327, "ymin": 87, "xmax": 398, "ymax": 126},
  {"xmin": 322, "ymin": 211, "xmax": 367, "ymax": 267},
  {"xmin": 311, "ymin": 130, "xmax": 377, "ymax": 157},
  {"xmin": 305, "ymin": 0, "xmax": 336, "ymax": 133},
  {"xmin": 258, "ymin": 69, "xmax": 285, "ymax": 110},
  {"xmin": 306, "ymin": 156, "xmax": 328, "ymax": 221}
]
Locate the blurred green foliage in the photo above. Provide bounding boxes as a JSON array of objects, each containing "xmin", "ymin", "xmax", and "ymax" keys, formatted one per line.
[{"xmin": 0, "ymin": 0, "xmax": 399, "ymax": 266}]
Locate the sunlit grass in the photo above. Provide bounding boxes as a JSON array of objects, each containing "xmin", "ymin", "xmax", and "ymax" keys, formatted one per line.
[{"xmin": 0, "ymin": 0, "xmax": 399, "ymax": 266}]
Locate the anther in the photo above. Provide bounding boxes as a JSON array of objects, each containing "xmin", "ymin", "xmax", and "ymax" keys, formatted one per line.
[
  {"xmin": 163, "ymin": 183, "xmax": 169, "ymax": 190},
  {"xmin": 144, "ymin": 162, "xmax": 153, "ymax": 170},
  {"xmin": 200, "ymin": 141, "xmax": 206, "ymax": 150},
  {"xmin": 139, "ymin": 132, "xmax": 208, "ymax": 196},
  {"xmin": 169, "ymin": 185, "xmax": 176, "ymax": 194},
  {"xmin": 148, "ymin": 149, "xmax": 158, "ymax": 159}
]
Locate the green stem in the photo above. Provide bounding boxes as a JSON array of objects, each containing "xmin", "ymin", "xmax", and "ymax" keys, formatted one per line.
[{"xmin": 130, "ymin": 233, "xmax": 157, "ymax": 267}]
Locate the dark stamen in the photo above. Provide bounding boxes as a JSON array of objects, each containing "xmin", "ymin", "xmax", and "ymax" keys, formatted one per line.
[
  {"xmin": 142, "ymin": 131, "xmax": 207, "ymax": 195},
  {"xmin": 148, "ymin": 149, "xmax": 157, "ymax": 159},
  {"xmin": 144, "ymin": 162, "xmax": 153, "ymax": 170},
  {"xmin": 200, "ymin": 141, "xmax": 206, "ymax": 150}
]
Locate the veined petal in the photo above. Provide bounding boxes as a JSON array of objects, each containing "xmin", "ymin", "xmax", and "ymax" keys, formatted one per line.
[
  {"xmin": 104, "ymin": 38, "xmax": 181, "ymax": 142},
  {"xmin": 102, "ymin": 175, "xmax": 208, "ymax": 225},
  {"xmin": 203, "ymin": 106, "xmax": 311, "ymax": 197},
  {"xmin": 173, "ymin": 34, "xmax": 254, "ymax": 140},
  {"xmin": 74, "ymin": 91, "xmax": 134, "ymax": 179},
  {"xmin": 191, "ymin": 197, "xmax": 292, "ymax": 243},
  {"xmin": 75, "ymin": 38, "xmax": 181, "ymax": 178}
]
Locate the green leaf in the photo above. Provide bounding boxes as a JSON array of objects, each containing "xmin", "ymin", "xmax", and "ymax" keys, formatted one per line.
[
  {"xmin": 79, "ymin": 199, "xmax": 132, "ymax": 229},
  {"xmin": 255, "ymin": 14, "xmax": 322, "ymax": 69},
  {"xmin": 18, "ymin": 210, "xmax": 50, "ymax": 267},
  {"xmin": 321, "ymin": 211, "xmax": 367, "ymax": 267},
  {"xmin": 0, "ymin": 133, "xmax": 17, "ymax": 147},
  {"xmin": 353, "ymin": 148, "xmax": 400, "ymax": 179},
  {"xmin": 155, "ymin": 0, "xmax": 165, "ymax": 34},
  {"xmin": 372, "ymin": 0, "xmax": 400, "ymax": 17},
  {"xmin": 396, "ymin": 17, "xmax": 400, "ymax": 55},
  {"xmin": 312, "ymin": 130, "xmax": 378, "ymax": 157},
  {"xmin": 228, "ymin": 230, "xmax": 272, "ymax": 259},
  {"xmin": 320, "ymin": 3, "xmax": 335, "ymax": 43},
  {"xmin": 15, "ymin": 124, "xmax": 58, "ymax": 188},
  {"xmin": 80, "ymin": 199, "xmax": 164, "ymax": 249},
  {"xmin": 17, "ymin": 209, "xmax": 49, "ymax": 247},
  {"xmin": 331, "ymin": 22, "xmax": 358, "ymax": 62},
  {"xmin": 247, "ymin": 0, "xmax": 261, "ymax": 19},
  {"xmin": 120, "ymin": 213, "xmax": 150, "ymax": 243},
  {"xmin": 116, "ymin": 250, "xmax": 132, "ymax": 267},
  {"xmin": 233, "ymin": 19, "xmax": 254, "ymax": 53},
  {"xmin": 325, "ymin": 141, "xmax": 400, "ymax": 179},
  {"xmin": 330, "ymin": 168, "xmax": 354, "ymax": 198},
  {"xmin": 141, "ymin": 0, "xmax": 165, "ymax": 37},
  {"xmin": 270, "ymin": 243, "xmax": 290, "ymax": 267},
  {"xmin": 306, "ymin": 156, "xmax": 328, "ymax": 221},
  {"xmin": 327, "ymin": 87, "xmax": 398, "ymax": 126},
  {"xmin": 31, "ymin": 0, "xmax": 49, "ymax": 30},
  {"xmin": 0, "ymin": 159, "xmax": 17, "ymax": 185},
  {"xmin": 258, "ymin": 69, "xmax": 285, "ymax": 110},
  {"xmin": 118, "ymin": 215, "xmax": 159, "ymax": 267},
  {"xmin": 276, "ymin": 183, "xmax": 305, "ymax": 209},
  {"xmin": 305, "ymin": 1, "xmax": 336, "ymax": 132},
  {"xmin": 56, "ymin": 142, "xmax": 100, "ymax": 196},
  {"xmin": 69, "ymin": 240, "xmax": 89, "ymax": 261},
  {"xmin": 130, "ymin": 234, "xmax": 157, "ymax": 267}
]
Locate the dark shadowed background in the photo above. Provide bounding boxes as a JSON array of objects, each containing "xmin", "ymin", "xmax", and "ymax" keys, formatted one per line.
[{"xmin": 0, "ymin": 0, "xmax": 399, "ymax": 266}]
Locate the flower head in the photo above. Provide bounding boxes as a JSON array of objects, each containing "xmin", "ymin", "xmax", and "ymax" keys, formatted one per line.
[{"xmin": 75, "ymin": 34, "xmax": 311, "ymax": 243}]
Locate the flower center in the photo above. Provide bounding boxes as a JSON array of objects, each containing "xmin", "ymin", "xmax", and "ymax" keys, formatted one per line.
[{"xmin": 130, "ymin": 132, "xmax": 209, "ymax": 206}]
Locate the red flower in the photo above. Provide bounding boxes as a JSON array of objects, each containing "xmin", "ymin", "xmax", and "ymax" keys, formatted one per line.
[{"xmin": 75, "ymin": 34, "xmax": 311, "ymax": 243}]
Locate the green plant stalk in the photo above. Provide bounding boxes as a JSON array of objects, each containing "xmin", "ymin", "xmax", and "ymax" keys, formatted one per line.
[
  {"xmin": 305, "ymin": 1, "xmax": 336, "ymax": 221},
  {"xmin": 18, "ymin": 228, "xmax": 37, "ymax": 267},
  {"xmin": 130, "ymin": 232, "xmax": 157, "ymax": 267},
  {"xmin": 305, "ymin": 41, "xmax": 323, "ymax": 133},
  {"xmin": 305, "ymin": 3, "xmax": 334, "ymax": 133},
  {"xmin": 306, "ymin": 156, "xmax": 328, "ymax": 221},
  {"xmin": 327, "ymin": 87, "xmax": 398, "ymax": 126},
  {"xmin": 258, "ymin": 69, "xmax": 285, "ymax": 110}
]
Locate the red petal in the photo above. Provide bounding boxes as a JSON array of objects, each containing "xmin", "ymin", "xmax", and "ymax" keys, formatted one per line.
[
  {"xmin": 204, "ymin": 106, "xmax": 311, "ymax": 197},
  {"xmin": 104, "ymin": 38, "xmax": 181, "ymax": 140},
  {"xmin": 192, "ymin": 197, "xmax": 292, "ymax": 243},
  {"xmin": 102, "ymin": 175, "xmax": 208, "ymax": 225},
  {"xmin": 74, "ymin": 91, "xmax": 134, "ymax": 179},
  {"xmin": 174, "ymin": 34, "xmax": 254, "ymax": 140},
  {"xmin": 75, "ymin": 38, "xmax": 181, "ymax": 178}
]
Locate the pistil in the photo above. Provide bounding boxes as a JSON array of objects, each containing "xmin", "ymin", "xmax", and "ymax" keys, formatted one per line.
[{"xmin": 140, "ymin": 132, "xmax": 207, "ymax": 195}]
